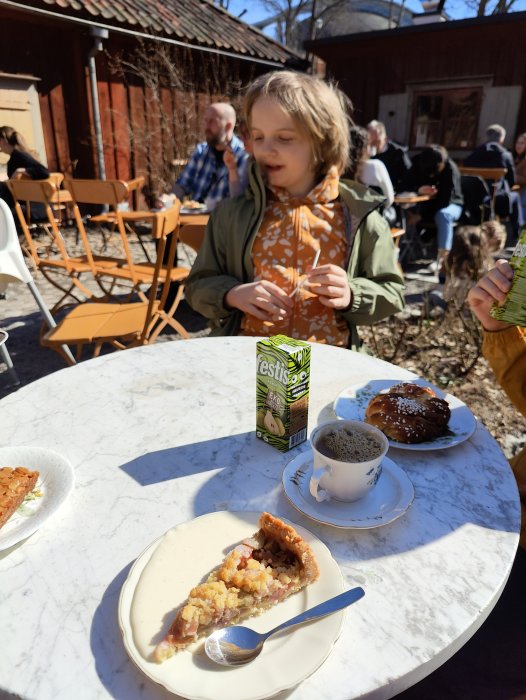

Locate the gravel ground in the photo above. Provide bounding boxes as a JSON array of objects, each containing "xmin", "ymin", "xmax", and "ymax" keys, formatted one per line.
[{"xmin": 0, "ymin": 221, "xmax": 209, "ymax": 398}]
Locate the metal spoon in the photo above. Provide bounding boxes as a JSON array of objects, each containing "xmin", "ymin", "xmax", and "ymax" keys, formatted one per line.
[{"xmin": 205, "ymin": 586, "xmax": 365, "ymax": 666}]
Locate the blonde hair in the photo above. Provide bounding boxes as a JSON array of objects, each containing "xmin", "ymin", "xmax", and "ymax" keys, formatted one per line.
[{"xmin": 243, "ymin": 71, "xmax": 352, "ymax": 177}]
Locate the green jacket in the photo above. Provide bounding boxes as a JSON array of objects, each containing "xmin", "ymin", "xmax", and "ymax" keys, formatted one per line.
[{"xmin": 185, "ymin": 165, "xmax": 405, "ymax": 351}]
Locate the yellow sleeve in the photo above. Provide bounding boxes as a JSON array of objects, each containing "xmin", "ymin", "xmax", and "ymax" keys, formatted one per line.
[
  {"xmin": 483, "ymin": 326, "xmax": 526, "ymax": 548},
  {"xmin": 482, "ymin": 326, "xmax": 526, "ymax": 419}
]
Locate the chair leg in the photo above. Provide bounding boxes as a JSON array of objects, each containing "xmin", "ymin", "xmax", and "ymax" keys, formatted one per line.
[{"xmin": 0, "ymin": 342, "xmax": 20, "ymax": 386}]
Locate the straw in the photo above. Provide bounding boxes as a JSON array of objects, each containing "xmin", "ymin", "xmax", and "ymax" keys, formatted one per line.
[{"xmin": 289, "ymin": 249, "xmax": 321, "ymax": 298}]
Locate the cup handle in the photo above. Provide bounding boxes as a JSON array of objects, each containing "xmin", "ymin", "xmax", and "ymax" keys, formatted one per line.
[{"xmin": 309, "ymin": 466, "xmax": 331, "ymax": 503}]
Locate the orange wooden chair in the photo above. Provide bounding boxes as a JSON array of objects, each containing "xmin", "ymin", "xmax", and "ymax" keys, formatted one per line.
[
  {"xmin": 40, "ymin": 204, "xmax": 189, "ymax": 364},
  {"xmin": 64, "ymin": 178, "xmax": 187, "ymax": 296},
  {"xmin": 87, "ymin": 176, "xmax": 151, "ymax": 257},
  {"xmin": 7, "ymin": 177, "xmax": 116, "ymax": 311}
]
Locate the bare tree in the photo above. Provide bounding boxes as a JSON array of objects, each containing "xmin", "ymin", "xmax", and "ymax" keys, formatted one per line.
[
  {"xmin": 260, "ymin": 0, "xmax": 354, "ymax": 50},
  {"xmin": 447, "ymin": 0, "xmax": 520, "ymax": 15}
]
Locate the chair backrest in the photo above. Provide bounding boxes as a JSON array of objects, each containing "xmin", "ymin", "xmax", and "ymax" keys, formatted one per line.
[
  {"xmin": 459, "ymin": 166, "xmax": 507, "ymax": 182},
  {"xmin": 0, "ymin": 199, "xmax": 33, "ymax": 286},
  {"xmin": 6, "ymin": 178, "xmax": 73, "ymax": 269},
  {"xmin": 64, "ymin": 178, "xmax": 138, "ymax": 277},
  {"xmin": 64, "ymin": 178, "xmax": 129, "ymax": 207}
]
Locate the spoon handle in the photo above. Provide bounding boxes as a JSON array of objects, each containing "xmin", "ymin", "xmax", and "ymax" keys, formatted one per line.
[{"xmin": 264, "ymin": 586, "xmax": 365, "ymax": 641}]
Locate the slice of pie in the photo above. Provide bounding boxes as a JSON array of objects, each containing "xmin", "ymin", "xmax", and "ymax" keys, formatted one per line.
[
  {"xmin": 153, "ymin": 512, "xmax": 319, "ymax": 662},
  {"xmin": 0, "ymin": 466, "xmax": 39, "ymax": 529}
]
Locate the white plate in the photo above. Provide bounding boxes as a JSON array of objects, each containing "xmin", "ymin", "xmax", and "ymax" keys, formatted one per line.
[
  {"xmin": 334, "ymin": 378, "xmax": 477, "ymax": 451},
  {"xmin": 283, "ymin": 452, "xmax": 414, "ymax": 529},
  {"xmin": 119, "ymin": 511, "xmax": 345, "ymax": 700},
  {"xmin": 180, "ymin": 205, "xmax": 209, "ymax": 215},
  {"xmin": 0, "ymin": 446, "xmax": 74, "ymax": 551}
]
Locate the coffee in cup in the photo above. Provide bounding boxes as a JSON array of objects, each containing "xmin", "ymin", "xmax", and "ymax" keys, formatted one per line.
[{"xmin": 309, "ymin": 420, "xmax": 388, "ymax": 503}]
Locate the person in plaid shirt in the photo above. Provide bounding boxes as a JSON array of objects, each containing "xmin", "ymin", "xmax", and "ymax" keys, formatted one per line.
[{"xmin": 173, "ymin": 103, "xmax": 248, "ymax": 207}]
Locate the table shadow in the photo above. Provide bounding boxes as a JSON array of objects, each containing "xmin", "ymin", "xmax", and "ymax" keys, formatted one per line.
[{"xmin": 119, "ymin": 413, "xmax": 519, "ymax": 563}]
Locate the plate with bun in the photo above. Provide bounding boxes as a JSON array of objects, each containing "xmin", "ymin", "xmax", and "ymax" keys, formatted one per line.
[{"xmin": 334, "ymin": 378, "xmax": 476, "ymax": 450}]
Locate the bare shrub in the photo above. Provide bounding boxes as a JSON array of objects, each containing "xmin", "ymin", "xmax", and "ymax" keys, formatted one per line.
[{"xmin": 107, "ymin": 40, "xmax": 255, "ymax": 205}]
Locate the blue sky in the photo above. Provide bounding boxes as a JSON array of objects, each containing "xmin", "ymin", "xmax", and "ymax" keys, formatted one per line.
[{"xmin": 226, "ymin": 0, "xmax": 526, "ymax": 27}]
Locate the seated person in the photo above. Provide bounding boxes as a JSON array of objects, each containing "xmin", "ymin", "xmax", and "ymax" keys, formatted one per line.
[
  {"xmin": 185, "ymin": 71, "xmax": 404, "ymax": 351},
  {"xmin": 402, "ymin": 144, "xmax": 463, "ymax": 271},
  {"xmin": 0, "ymin": 126, "xmax": 50, "ymax": 208},
  {"xmin": 467, "ymin": 260, "xmax": 526, "ymax": 548},
  {"xmin": 367, "ymin": 119, "xmax": 411, "ymax": 193},
  {"xmin": 172, "ymin": 102, "xmax": 249, "ymax": 210},
  {"xmin": 348, "ymin": 125, "xmax": 395, "ymax": 225},
  {"xmin": 464, "ymin": 124, "xmax": 523, "ymax": 243}
]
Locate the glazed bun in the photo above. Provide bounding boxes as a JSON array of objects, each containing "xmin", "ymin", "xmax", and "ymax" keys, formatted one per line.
[{"xmin": 364, "ymin": 382, "xmax": 451, "ymax": 443}]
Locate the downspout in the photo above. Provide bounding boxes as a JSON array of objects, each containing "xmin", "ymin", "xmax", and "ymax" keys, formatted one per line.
[{"xmin": 87, "ymin": 26, "xmax": 108, "ymax": 180}]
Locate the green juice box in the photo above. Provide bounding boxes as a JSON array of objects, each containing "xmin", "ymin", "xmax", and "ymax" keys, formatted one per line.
[
  {"xmin": 491, "ymin": 228, "xmax": 526, "ymax": 326},
  {"xmin": 256, "ymin": 336, "xmax": 311, "ymax": 452}
]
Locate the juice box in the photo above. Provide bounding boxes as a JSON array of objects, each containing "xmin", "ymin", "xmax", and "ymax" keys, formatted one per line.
[
  {"xmin": 256, "ymin": 335, "xmax": 310, "ymax": 452},
  {"xmin": 491, "ymin": 228, "xmax": 526, "ymax": 326}
]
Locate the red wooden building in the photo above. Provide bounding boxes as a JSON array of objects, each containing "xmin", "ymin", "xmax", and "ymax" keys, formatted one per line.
[
  {"xmin": 0, "ymin": 0, "xmax": 302, "ymax": 195},
  {"xmin": 308, "ymin": 11, "xmax": 525, "ymax": 158}
]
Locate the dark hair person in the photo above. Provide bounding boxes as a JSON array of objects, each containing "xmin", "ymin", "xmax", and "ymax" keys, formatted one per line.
[
  {"xmin": 401, "ymin": 143, "xmax": 463, "ymax": 271},
  {"xmin": 0, "ymin": 126, "xmax": 49, "ymax": 207}
]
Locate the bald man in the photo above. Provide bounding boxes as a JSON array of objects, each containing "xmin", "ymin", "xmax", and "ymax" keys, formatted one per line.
[{"xmin": 173, "ymin": 102, "xmax": 248, "ymax": 207}]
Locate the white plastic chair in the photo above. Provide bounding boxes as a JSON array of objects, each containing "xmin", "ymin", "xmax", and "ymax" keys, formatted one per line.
[
  {"xmin": 0, "ymin": 328, "xmax": 18, "ymax": 386},
  {"xmin": 0, "ymin": 199, "xmax": 75, "ymax": 369}
]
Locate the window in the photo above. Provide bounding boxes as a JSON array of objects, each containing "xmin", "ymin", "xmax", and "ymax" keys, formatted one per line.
[{"xmin": 410, "ymin": 87, "xmax": 482, "ymax": 151}]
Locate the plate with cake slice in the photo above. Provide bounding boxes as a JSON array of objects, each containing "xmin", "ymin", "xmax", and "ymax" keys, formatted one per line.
[
  {"xmin": 0, "ymin": 446, "xmax": 74, "ymax": 551},
  {"xmin": 334, "ymin": 378, "xmax": 477, "ymax": 450},
  {"xmin": 119, "ymin": 511, "xmax": 347, "ymax": 700}
]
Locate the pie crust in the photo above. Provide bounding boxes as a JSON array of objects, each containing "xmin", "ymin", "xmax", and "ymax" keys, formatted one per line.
[
  {"xmin": 154, "ymin": 512, "xmax": 319, "ymax": 662},
  {"xmin": 0, "ymin": 466, "xmax": 39, "ymax": 529}
]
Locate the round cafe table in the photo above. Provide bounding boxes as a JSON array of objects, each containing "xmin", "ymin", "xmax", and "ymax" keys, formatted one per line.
[{"xmin": 0, "ymin": 337, "xmax": 520, "ymax": 700}]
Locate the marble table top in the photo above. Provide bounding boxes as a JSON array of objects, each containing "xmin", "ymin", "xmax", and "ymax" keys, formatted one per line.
[{"xmin": 0, "ymin": 337, "xmax": 520, "ymax": 700}]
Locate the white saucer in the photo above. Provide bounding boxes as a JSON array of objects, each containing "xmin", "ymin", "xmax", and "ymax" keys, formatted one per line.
[{"xmin": 282, "ymin": 452, "xmax": 414, "ymax": 529}]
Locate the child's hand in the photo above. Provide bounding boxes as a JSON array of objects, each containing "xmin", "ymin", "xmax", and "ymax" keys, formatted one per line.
[
  {"xmin": 305, "ymin": 264, "xmax": 351, "ymax": 310},
  {"xmin": 467, "ymin": 259, "xmax": 514, "ymax": 331},
  {"xmin": 225, "ymin": 280, "xmax": 293, "ymax": 321}
]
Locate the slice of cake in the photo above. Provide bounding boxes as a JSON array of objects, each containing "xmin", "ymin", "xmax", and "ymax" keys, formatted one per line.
[
  {"xmin": 0, "ymin": 466, "xmax": 39, "ymax": 529},
  {"xmin": 154, "ymin": 512, "xmax": 319, "ymax": 662}
]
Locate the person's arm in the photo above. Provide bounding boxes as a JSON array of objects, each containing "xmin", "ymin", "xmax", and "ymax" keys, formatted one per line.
[
  {"xmin": 373, "ymin": 160, "xmax": 394, "ymax": 207},
  {"xmin": 468, "ymin": 260, "xmax": 526, "ymax": 419},
  {"xmin": 9, "ymin": 150, "xmax": 49, "ymax": 180},
  {"xmin": 224, "ymin": 147, "xmax": 245, "ymax": 198},
  {"xmin": 335, "ymin": 210, "xmax": 405, "ymax": 326},
  {"xmin": 185, "ymin": 199, "xmax": 292, "ymax": 325}
]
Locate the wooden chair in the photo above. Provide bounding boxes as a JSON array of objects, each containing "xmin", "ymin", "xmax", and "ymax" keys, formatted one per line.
[
  {"xmin": 88, "ymin": 176, "xmax": 150, "ymax": 256},
  {"xmin": 64, "ymin": 178, "xmax": 187, "ymax": 296},
  {"xmin": 41, "ymin": 204, "xmax": 190, "ymax": 364},
  {"xmin": 7, "ymin": 177, "xmax": 113, "ymax": 311},
  {"xmin": 459, "ymin": 166, "xmax": 507, "ymax": 220}
]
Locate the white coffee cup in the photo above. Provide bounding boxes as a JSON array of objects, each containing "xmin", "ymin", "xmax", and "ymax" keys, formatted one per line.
[{"xmin": 309, "ymin": 420, "xmax": 389, "ymax": 503}]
